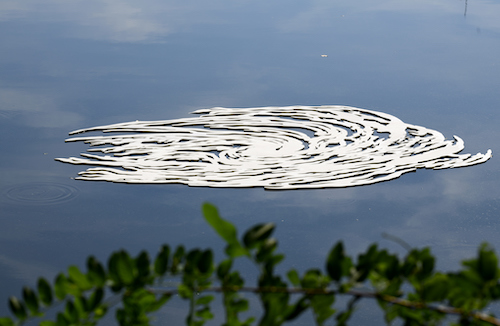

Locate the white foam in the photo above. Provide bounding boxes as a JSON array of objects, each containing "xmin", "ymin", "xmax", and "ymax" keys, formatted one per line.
[{"xmin": 56, "ymin": 106, "xmax": 492, "ymax": 189}]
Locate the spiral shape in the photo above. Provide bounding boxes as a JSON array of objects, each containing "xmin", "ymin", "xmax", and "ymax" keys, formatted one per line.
[{"xmin": 56, "ymin": 106, "xmax": 492, "ymax": 189}]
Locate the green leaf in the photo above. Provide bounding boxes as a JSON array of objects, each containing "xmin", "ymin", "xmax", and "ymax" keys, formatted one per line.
[
  {"xmin": 22, "ymin": 286, "xmax": 39, "ymax": 315},
  {"xmin": 196, "ymin": 295, "xmax": 214, "ymax": 305},
  {"xmin": 255, "ymin": 238, "xmax": 278, "ymax": 263},
  {"xmin": 419, "ymin": 249, "xmax": 435, "ymax": 281},
  {"xmin": 65, "ymin": 300, "xmax": 79, "ymax": 324},
  {"xmin": 327, "ymin": 242, "xmax": 345, "ymax": 282},
  {"xmin": 404, "ymin": 248, "xmax": 435, "ymax": 282},
  {"xmin": 285, "ymin": 297, "xmax": 309, "ymax": 321},
  {"xmin": 0, "ymin": 318, "xmax": 14, "ymax": 326},
  {"xmin": 185, "ymin": 249, "xmax": 202, "ymax": 274},
  {"xmin": 87, "ymin": 256, "xmax": 106, "ymax": 287},
  {"xmin": 37, "ymin": 278, "xmax": 53, "ymax": 306},
  {"xmin": 107, "ymin": 252, "xmax": 121, "ymax": 284},
  {"xmin": 232, "ymin": 298, "xmax": 249, "ymax": 312},
  {"xmin": 197, "ymin": 250, "xmax": 213, "ymax": 274},
  {"xmin": 134, "ymin": 289, "xmax": 157, "ymax": 308},
  {"xmin": 378, "ymin": 253, "xmax": 400, "ymax": 280},
  {"xmin": 171, "ymin": 245, "xmax": 185, "ymax": 274},
  {"xmin": 145, "ymin": 293, "xmax": 172, "ymax": 313},
  {"xmin": 216, "ymin": 259, "xmax": 232, "ymax": 279},
  {"xmin": 226, "ymin": 270, "xmax": 244, "ymax": 288},
  {"xmin": 202, "ymin": 203, "xmax": 236, "ymax": 244},
  {"xmin": 301, "ymin": 269, "xmax": 327, "ymax": 288},
  {"xmin": 243, "ymin": 223, "xmax": 275, "ymax": 249},
  {"xmin": 310, "ymin": 294, "xmax": 335, "ymax": 325},
  {"xmin": 68, "ymin": 265, "xmax": 91, "ymax": 290},
  {"xmin": 93, "ymin": 305, "xmax": 107, "ymax": 319},
  {"xmin": 195, "ymin": 306, "xmax": 214, "ymax": 320},
  {"xmin": 356, "ymin": 244, "xmax": 379, "ymax": 282},
  {"xmin": 178, "ymin": 283, "xmax": 193, "ymax": 298},
  {"xmin": 88, "ymin": 288, "xmax": 104, "ymax": 311},
  {"xmin": 135, "ymin": 251, "xmax": 151, "ymax": 280},
  {"xmin": 226, "ymin": 243, "xmax": 248, "ymax": 258},
  {"xmin": 56, "ymin": 312, "xmax": 69, "ymax": 326},
  {"xmin": 270, "ymin": 254, "xmax": 285, "ymax": 268},
  {"xmin": 109, "ymin": 250, "xmax": 135, "ymax": 285},
  {"xmin": 422, "ymin": 273, "xmax": 449, "ymax": 301},
  {"xmin": 118, "ymin": 251, "xmax": 136, "ymax": 284},
  {"xmin": 202, "ymin": 202, "xmax": 247, "ymax": 258},
  {"xmin": 74, "ymin": 295, "xmax": 88, "ymax": 315},
  {"xmin": 155, "ymin": 245, "xmax": 170, "ymax": 276},
  {"xmin": 39, "ymin": 321, "xmax": 57, "ymax": 326},
  {"xmin": 490, "ymin": 283, "xmax": 500, "ymax": 299},
  {"xmin": 478, "ymin": 243, "xmax": 498, "ymax": 282},
  {"xmin": 287, "ymin": 269, "xmax": 300, "ymax": 286},
  {"xmin": 54, "ymin": 273, "xmax": 68, "ymax": 300},
  {"xmin": 8, "ymin": 296, "xmax": 27, "ymax": 321}
]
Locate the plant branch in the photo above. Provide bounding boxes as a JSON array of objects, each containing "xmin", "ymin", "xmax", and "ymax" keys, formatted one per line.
[{"xmin": 150, "ymin": 286, "xmax": 500, "ymax": 325}]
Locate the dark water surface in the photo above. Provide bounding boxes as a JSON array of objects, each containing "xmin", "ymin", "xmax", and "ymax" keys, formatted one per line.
[{"xmin": 1, "ymin": 0, "xmax": 500, "ymax": 324}]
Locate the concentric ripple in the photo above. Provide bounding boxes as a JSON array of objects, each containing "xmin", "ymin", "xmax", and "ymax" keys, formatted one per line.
[
  {"xmin": 56, "ymin": 106, "xmax": 492, "ymax": 189},
  {"xmin": 5, "ymin": 183, "xmax": 79, "ymax": 204}
]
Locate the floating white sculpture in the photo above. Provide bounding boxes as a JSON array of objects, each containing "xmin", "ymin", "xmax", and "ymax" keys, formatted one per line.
[{"xmin": 56, "ymin": 106, "xmax": 492, "ymax": 189}]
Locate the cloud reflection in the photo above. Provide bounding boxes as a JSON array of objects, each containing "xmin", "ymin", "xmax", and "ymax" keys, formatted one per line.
[
  {"xmin": 0, "ymin": 0, "xmax": 246, "ymax": 42},
  {"xmin": 0, "ymin": 88, "xmax": 83, "ymax": 128},
  {"xmin": 2, "ymin": 0, "xmax": 499, "ymax": 43}
]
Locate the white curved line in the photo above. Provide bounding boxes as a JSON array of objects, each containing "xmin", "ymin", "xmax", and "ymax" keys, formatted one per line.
[{"xmin": 56, "ymin": 105, "xmax": 492, "ymax": 189}]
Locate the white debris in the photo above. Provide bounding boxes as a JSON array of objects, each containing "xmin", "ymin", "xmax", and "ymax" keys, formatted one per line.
[{"xmin": 56, "ymin": 106, "xmax": 492, "ymax": 189}]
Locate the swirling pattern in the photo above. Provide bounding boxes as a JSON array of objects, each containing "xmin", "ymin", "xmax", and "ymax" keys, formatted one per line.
[{"xmin": 56, "ymin": 106, "xmax": 492, "ymax": 189}]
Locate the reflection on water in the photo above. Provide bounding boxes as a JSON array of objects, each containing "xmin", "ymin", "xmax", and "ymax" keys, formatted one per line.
[
  {"xmin": 0, "ymin": 110, "xmax": 18, "ymax": 120},
  {"xmin": 56, "ymin": 106, "xmax": 491, "ymax": 189},
  {"xmin": 1, "ymin": 0, "xmax": 500, "ymax": 324}
]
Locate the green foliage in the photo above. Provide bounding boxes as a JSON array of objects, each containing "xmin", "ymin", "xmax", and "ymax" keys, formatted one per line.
[
  {"xmin": 203, "ymin": 203, "xmax": 248, "ymax": 258},
  {"xmin": 2, "ymin": 203, "xmax": 500, "ymax": 326}
]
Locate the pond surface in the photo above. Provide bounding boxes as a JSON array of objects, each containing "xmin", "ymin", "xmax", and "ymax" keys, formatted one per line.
[{"xmin": 1, "ymin": 0, "xmax": 500, "ymax": 324}]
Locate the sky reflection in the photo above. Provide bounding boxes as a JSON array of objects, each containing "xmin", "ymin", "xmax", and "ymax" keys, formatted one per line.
[
  {"xmin": 0, "ymin": 0, "xmax": 499, "ymax": 324},
  {"xmin": 0, "ymin": 0, "xmax": 498, "ymax": 43}
]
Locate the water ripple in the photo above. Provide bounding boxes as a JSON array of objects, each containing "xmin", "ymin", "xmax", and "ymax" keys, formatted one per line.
[{"xmin": 5, "ymin": 183, "xmax": 79, "ymax": 204}]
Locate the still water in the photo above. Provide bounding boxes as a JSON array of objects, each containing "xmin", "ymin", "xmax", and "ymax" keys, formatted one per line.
[{"xmin": 1, "ymin": 0, "xmax": 500, "ymax": 324}]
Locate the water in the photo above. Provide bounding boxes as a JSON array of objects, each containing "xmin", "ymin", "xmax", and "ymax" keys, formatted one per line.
[{"xmin": 1, "ymin": 0, "xmax": 500, "ymax": 324}]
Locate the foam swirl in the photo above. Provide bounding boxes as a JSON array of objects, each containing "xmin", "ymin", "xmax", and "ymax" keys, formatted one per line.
[{"xmin": 56, "ymin": 106, "xmax": 492, "ymax": 189}]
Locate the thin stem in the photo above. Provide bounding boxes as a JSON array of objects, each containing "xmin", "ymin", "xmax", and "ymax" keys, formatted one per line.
[
  {"xmin": 186, "ymin": 289, "xmax": 195, "ymax": 326},
  {"xmin": 150, "ymin": 286, "xmax": 500, "ymax": 326}
]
